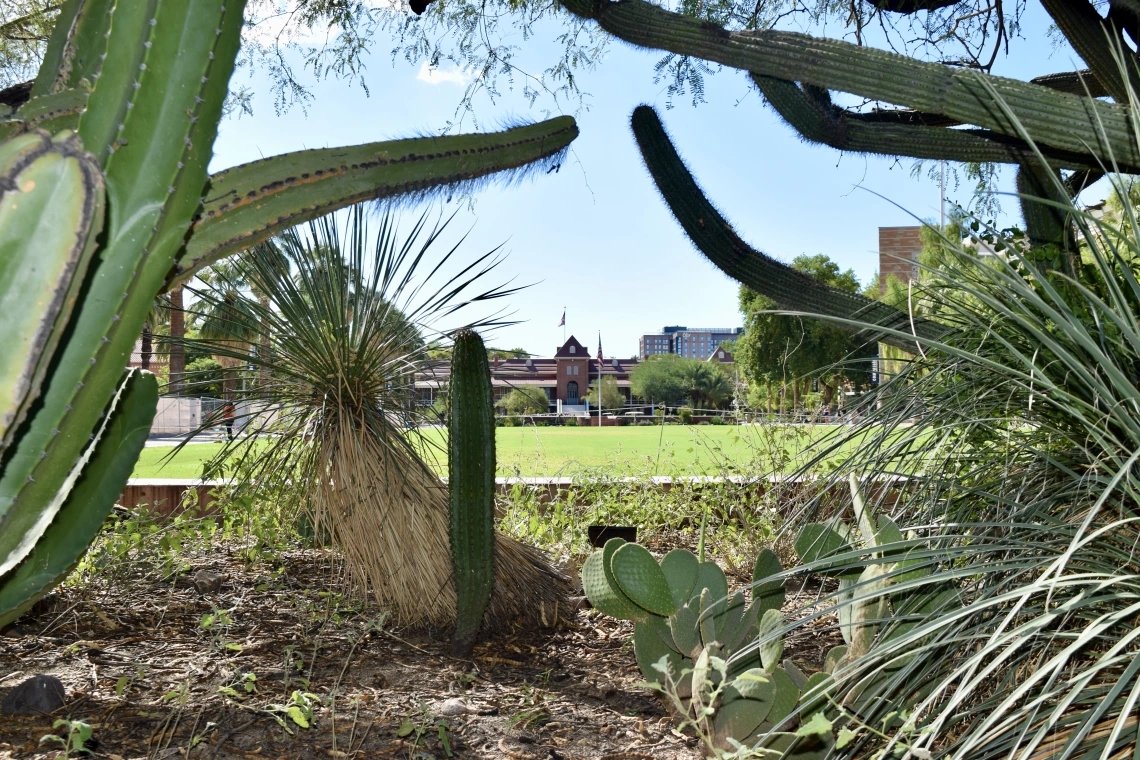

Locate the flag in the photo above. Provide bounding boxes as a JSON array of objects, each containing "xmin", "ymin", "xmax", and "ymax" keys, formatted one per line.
[
  {"xmin": 597, "ymin": 333, "xmax": 603, "ymax": 362},
  {"xmin": 558, "ymin": 309, "xmax": 565, "ymax": 327}
]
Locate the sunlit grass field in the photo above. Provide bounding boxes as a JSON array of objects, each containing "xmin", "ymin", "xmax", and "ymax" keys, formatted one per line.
[{"xmin": 131, "ymin": 424, "xmax": 851, "ymax": 479}]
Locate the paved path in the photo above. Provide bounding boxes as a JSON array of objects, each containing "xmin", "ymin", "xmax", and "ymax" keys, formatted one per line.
[{"xmin": 145, "ymin": 431, "xmax": 229, "ymax": 447}]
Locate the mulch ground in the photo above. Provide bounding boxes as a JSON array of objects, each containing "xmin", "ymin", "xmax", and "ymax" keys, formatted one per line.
[{"xmin": 0, "ymin": 535, "xmax": 840, "ymax": 760}]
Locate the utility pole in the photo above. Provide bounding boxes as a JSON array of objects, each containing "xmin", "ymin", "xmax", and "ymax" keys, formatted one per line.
[{"xmin": 940, "ymin": 160, "xmax": 946, "ymax": 229}]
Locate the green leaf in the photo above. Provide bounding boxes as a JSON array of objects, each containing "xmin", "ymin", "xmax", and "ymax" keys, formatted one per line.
[
  {"xmin": 836, "ymin": 727, "xmax": 861, "ymax": 749},
  {"xmin": 796, "ymin": 711, "xmax": 833, "ymax": 738},
  {"xmin": 286, "ymin": 706, "xmax": 309, "ymax": 729},
  {"xmin": 396, "ymin": 719, "xmax": 415, "ymax": 737}
]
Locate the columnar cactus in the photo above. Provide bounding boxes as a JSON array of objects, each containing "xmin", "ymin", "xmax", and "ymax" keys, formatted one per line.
[
  {"xmin": 559, "ymin": 0, "xmax": 1140, "ymax": 174},
  {"xmin": 629, "ymin": 105, "xmax": 948, "ymax": 351},
  {"xmin": 447, "ymin": 329, "xmax": 496, "ymax": 657},
  {"xmin": 0, "ymin": 0, "xmax": 578, "ymax": 625}
]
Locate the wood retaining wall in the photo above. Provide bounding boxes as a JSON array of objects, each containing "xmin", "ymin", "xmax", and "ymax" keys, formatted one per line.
[{"xmin": 120, "ymin": 476, "xmax": 905, "ymax": 518}]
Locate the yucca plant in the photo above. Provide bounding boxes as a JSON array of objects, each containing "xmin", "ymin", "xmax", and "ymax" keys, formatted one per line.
[{"xmin": 182, "ymin": 206, "xmax": 567, "ymax": 628}]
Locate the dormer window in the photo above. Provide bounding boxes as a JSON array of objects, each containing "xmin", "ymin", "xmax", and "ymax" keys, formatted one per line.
[{"xmin": 569, "ymin": 346, "xmax": 576, "ymax": 353}]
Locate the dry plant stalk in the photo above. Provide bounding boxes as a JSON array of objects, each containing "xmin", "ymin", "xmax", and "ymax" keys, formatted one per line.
[{"xmin": 309, "ymin": 424, "xmax": 567, "ymax": 628}]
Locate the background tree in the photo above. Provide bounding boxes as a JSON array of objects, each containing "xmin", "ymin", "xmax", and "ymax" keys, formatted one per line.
[
  {"xmin": 736, "ymin": 254, "xmax": 874, "ymax": 409},
  {"xmin": 498, "ymin": 386, "xmax": 549, "ymax": 415},
  {"xmin": 630, "ymin": 354, "xmax": 687, "ymax": 406},
  {"xmin": 586, "ymin": 375, "xmax": 625, "ymax": 410}
]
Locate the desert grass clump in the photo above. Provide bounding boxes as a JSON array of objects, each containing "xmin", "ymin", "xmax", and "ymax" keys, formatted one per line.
[
  {"xmin": 763, "ymin": 175, "xmax": 1140, "ymax": 759},
  {"xmin": 184, "ymin": 207, "xmax": 567, "ymax": 628}
]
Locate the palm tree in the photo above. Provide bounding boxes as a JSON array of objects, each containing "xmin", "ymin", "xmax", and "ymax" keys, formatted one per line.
[{"xmin": 183, "ymin": 206, "xmax": 566, "ymax": 629}]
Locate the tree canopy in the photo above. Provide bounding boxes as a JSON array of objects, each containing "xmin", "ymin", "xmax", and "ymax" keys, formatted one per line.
[
  {"xmin": 736, "ymin": 253, "xmax": 874, "ymax": 406},
  {"xmin": 630, "ymin": 354, "xmax": 733, "ymax": 408}
]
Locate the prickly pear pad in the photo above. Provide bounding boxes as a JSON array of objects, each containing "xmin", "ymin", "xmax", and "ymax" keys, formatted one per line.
[
  {"xmin": 611, "ymin": 542, "xmax": 676, "ymax": 617},
  {"xmin": 581, "ymin": 550, "xmax": 645, "ymax": 621},
  {"xmin": 659, "ymin": 548, "xmax": 699, "ymax": 608}
]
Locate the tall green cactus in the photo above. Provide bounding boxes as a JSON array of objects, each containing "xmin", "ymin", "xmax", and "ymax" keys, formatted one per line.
[
  {"xmin": 629, "ymin": 105, "xmax": 948, "ymax": 351},
  {"xmin": 0, "ymin": 0, "xmax": 578, "ymax": 625},
  {"xmin": 559, "ymin": 0, "xmax": 1140, "ymax": 174},
  {"xmin": 447, "ymin": 329, "xmax": 496, "ymax": 657}
]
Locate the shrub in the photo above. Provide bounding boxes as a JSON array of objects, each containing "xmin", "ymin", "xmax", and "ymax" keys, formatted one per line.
[
  {"xmin": 497, "ymin": 386, "xmax": 549, "ymax": 416},
  {"xmin": 678, "ymin": 407, "xmax": 693, "ymax": 424},
  {"xmin": 183, "ymin": 358, "xmax": 224, "ymax": 398},
  {"xmin": 564, "ymin": 416, "xmax": 579, "ymax": 427},
  {"xmin": 708, "ymin": 415, "xmax": 727, "ymax": 425}
]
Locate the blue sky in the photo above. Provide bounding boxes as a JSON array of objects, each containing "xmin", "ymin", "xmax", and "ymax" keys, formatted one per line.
[{"xmin": 210, "ymin": 3, "xmax": 1095, "ymax": 359}]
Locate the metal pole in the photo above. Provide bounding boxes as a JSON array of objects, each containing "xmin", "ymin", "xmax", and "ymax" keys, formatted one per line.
[{"xmin": 939, "ymin": 160, "xmax": 946, "ymax": 229}]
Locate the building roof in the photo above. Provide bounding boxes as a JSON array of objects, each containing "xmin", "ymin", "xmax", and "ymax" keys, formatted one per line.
[{"xmin": 553, "ymin": 335, "xmax": 588, "ymax": 358}]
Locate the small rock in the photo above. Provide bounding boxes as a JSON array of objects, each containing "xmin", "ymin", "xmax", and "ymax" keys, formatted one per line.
[
  {"xmin": 191, "ymin": 570, "xmax": 224, "ymax": 594},
  {"xmin": 1, "ymin": 674, "xmax": 65, "ymax": 715},
  {"xmin": 438, "ymin": 697, "xmax": 468, "ymax": 717}
]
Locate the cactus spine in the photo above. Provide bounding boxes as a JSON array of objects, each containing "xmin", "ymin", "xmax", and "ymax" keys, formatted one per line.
[
  {"xmin": 448, "ymin": 330, "xmax": 496, "ymax": 657},
  {"xmin": 0, "ymin": 0, "xmax": 578, "ymax": 624}
]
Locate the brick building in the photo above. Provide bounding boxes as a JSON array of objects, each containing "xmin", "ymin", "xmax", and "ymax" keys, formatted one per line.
[
  {"xmin": 415, "ymin": 335, "xmax": 639, "ymax": 411},
  {"xmin": 878, "ymin": 226, "xmax": 924, "ymax": 293},
  {"xmin": 638, "ymin": 325, "xmax": 743, "ymax": 360}
]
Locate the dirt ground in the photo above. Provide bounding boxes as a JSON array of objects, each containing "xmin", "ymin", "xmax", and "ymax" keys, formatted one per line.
[{"xmin": 0, "ymin": 537, "xmax": 840, "ymax": 760}]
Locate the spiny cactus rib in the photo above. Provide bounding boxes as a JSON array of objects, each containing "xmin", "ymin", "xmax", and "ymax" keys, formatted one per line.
[
  {"xmin": 17, "ymin": 88, "xmax": 88, "ymax": 135},
  {"xmin": 1030, "ymin": 70, "xmax": 1107, "ymax": 98},
  {"xmin": 629, "ymin": 105, "xmax": 948, "ymax": 352},
  {"xmin": 0, "ymin": 369, "xmax": 157, "ymax": 628},
  {"xmin": 168, "ymin": 117, "xmax": 579, "ymax": 288},
  {"xmin": 0, "ymin": 130, "xmax": 103, "ymax": 454},
  {"xmin": 29, "ymin": 0, "xmax": 82, "ymax": 98},
  {"xmin": 1017, "ymin": 163, "xmax": 1073, "ymax": 248},
  {"xmin": 0, "ymin": 0, "xmax": 243, "ymax": 577},
  {"xmin": 751, "ymin": 75, "xmax": 1094, "ymax": 171},
  {"xmin": 563, "ymin": 0, "xmax": 1140, "ymax": 171},
  {"xmin": 1038, "ymin": 0, "xmax": 1138, "ymax": 104},
  {"xmin": 448, "ymin": 329, "xmax": 496, "ymax": 657}
]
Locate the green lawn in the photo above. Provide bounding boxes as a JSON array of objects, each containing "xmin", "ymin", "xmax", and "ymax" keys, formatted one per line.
[{"xmin": 132, "ymin": 424, "xmax": 846, "ymax": 479}]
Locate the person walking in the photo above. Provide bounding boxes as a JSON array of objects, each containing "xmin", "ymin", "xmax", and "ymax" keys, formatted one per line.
[{"xmin": 223, "ymin": 402, "xmax": 235, "ymax": 441}]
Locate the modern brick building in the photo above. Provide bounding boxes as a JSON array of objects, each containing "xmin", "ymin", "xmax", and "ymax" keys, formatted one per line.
[
  {"xmin": 415, "ymin": 335, "xmax": 639, "ymax": 411},
  {"xmin": 878, "ymin": 226, "xmax": 924, "ymax": 293},
  {"xmin": 638, "ymin": 325, "xmax": 743, "ymax": 360}
]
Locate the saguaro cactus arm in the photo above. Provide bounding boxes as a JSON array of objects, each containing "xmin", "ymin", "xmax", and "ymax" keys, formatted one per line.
[
  {"xmin": 448, "ymin": 329, "xmax": 496, "ymax": 657},
  {"xmin": 0, "ymin": 130, "xmax": 104, "ymax": 453},
  {"xmin": 0, "ymin": 0, "xmax": 244, "ymax": 579},
  {"xmin": 168, "ymin": 117, "xmax": 578, "ymax": 288},
  {"xmin": 1037, "ymin": 0, "xmax": 1140, "ymax": 104},
  {"xmin": 559, "ymin": 0, "xmax": 1140, "ymax": 172},
  {"xmin": 0, "ymin": 369, "xmax": 158, "ymax": 629},
  {"xmin": 630, "ymin": 105, "xmax": 949, "ymax": 350},
  {"xmin": 751, "ymin": 75, "xmax": 1095, "ymax": 171}
]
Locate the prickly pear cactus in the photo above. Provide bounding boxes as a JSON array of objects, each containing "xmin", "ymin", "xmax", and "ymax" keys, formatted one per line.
[
  {"xmin": 0, "ymin": 0, "xmax": 578, "ymax": 625},
  {"xmin": 447, "ymin": 329, "xmax": 496, "ymax": 657},
  {"xmin": 581, "ymin": 485, "xmax": 957, "ymax": 753}
]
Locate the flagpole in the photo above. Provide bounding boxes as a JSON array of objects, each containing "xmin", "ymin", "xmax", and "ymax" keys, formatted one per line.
[{"xmin": 563, "ymin": 306, "xmax": 566, "ymax": 344}]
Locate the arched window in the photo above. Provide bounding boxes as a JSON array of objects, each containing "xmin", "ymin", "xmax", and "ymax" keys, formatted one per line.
[{"xmin": 567, "ymin": 381, "xmax": 579, "ymax": 404}]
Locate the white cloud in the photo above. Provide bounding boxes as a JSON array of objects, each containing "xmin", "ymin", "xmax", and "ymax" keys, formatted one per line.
[{"xmin": 416, "ymin": 62, "xmax": 471, "ymax": 87}]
